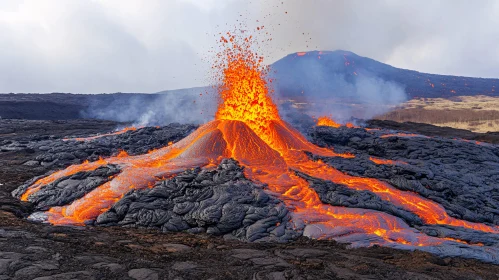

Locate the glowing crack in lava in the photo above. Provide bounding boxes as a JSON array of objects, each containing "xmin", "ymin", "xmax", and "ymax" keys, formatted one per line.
[
  {"xmin": 63, "ymin": 127, "xmax": 138, "ymax": 142},
  {"xmin": 369, "ymin": 157, "xmax": 407, "ymax": 166},
  {"xmin": 19, "ymin": 32, "xmax": 499, "ymax": 255}
]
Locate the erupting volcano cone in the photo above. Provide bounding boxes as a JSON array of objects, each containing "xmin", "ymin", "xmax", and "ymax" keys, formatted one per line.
[{"xmin": 16, "ymin": 31, "xmax": 499, "ymax": 261}]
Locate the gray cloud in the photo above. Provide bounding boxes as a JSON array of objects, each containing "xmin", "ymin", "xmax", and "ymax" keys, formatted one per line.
[
  {"xmin": 0, "ymin": 0, "xmax": 498, "ymax": 93},
  {"xmin": 259, "ymin": 0, "xmax": 499, "ymax": 78}
]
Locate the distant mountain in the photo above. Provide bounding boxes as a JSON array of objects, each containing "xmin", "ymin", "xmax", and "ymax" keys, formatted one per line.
[
  {"xmin": 270, "ymin": 50, "xmax": 499, "ymax": 99},
  {"xmin": 2, "ymin": 50, "xmax": 498, "ymax": 121}
]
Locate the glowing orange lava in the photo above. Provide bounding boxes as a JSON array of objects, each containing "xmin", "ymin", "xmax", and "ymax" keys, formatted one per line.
[
  {"xmin": 345, "ymin": 122, "xmax": 359, "ymax": 128},
  {"xmin": 369, "ymin": 157, "xmax": 407, "ymax": 165},
  {"xmin": 316, "ymin": 116, "xmax": 358, "ymax": 129},
  {"xmin": 19, "ymin": 32, "xmax": 499, "ymax": 251},
  {"xmin": 317, "ymin": 116, "xmax": 341, "ymax": 128},
  {"xmin": 64, "ymin": 127, "xmax": 138, "ymax": 142}
]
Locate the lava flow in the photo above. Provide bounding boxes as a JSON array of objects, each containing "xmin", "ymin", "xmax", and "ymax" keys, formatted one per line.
[
  {"xmin": 63, "ymin": 126, "xmax": 138, "ymax": 142},
  {"xmin": 316, "ymin": 116, "xmax": 341, "ymax": 128},
  {"xmin": 18, "ymin": 31, "xmax": 499, "ymax": 252},
  {"xmin": 316, "ymin": 116, "xmax": 358, "ymax": 128},
  {"xmin": 369, "ymin": 157, "xmax": 407, "ymax": 165}
]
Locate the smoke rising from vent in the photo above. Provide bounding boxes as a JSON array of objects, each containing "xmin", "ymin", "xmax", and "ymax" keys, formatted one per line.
[
  {"xmin": 269, "ymin": 51, "xmax": 408, "ymax": 126},
  {"xmin": 83, "ymin": 49, "xmax": 407, "ymax": 127},
  {"xmin": 307, "ymin": 74, "xmax": 407, "ymax": 121},
  {"xmin": 82, "ymin": 88, "xmax": 218, "ymax": 126}
]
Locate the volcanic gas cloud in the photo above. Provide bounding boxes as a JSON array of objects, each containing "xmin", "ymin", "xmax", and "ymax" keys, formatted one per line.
[{"xmin": 16, "ymin": 31, "xmax": 499, "ymax": 262}]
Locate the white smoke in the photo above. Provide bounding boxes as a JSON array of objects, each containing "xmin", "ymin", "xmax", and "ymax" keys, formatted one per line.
[
  {"xmin": 82, "ymin": 87, "xmax": 218, "ymax": 126},
  {"xmin": 270, "ymin": 52, "xmax": 408, "ymax": 126},
  {"xmin": 307, "ymin": 74, "xmax": 408, "ymax": 122},
  {"xmin": 82, "ymin": 58, "xmax": 407, "ymax": 127}
]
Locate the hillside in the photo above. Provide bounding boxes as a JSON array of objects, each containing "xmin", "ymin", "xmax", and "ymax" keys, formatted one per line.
[
  {"xmin": 0, "ymin": 93, "xmax": 158, "ymax": 120},
  {"xmin": 271, "ymin": 50, "xmax": 499, "ymax": 99}
]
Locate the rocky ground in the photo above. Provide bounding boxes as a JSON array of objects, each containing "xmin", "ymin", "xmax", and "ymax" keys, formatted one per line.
[
  {"xmin": 2, "ymin": 119, "xmax": 499, "ymax": 279},
  {"xmin": 367, "ymin": 119, "xmax": 499, "ymax": 144}
]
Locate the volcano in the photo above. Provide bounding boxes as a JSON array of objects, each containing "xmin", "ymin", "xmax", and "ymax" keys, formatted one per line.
[
  {"xmin": 272, "ymin": 50, "xmax": 499, "ymax": 99},
  {"xmin": 13, "ymin": 32, "xmax": 499, "ymax": 263}
]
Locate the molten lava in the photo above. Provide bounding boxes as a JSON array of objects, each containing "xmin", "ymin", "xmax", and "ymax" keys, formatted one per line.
[
  {"xmin": 19, "ymin": 32, "xmax": 499, "ymax": 252},
  {"xmin": 369, "ymin": 157, "xmax": 407, "ymax": 165},
  {"xmin": 316, "ymin": 116, "xmax": 341, "ymax": 128},
  {"xmin": 345, "ymin": 122, "xmax": 359, "ymax": 128},
  {"xmin": 64, "ymin": 127, "xmax": 138, "ymax": 142},
  {"xmin": 316, "ymin": 116, "xmax": 358, "ymax": 129}
]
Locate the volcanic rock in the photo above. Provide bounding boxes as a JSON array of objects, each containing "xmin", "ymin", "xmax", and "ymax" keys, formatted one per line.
[
  {"xmin": 297, "ymin": 170, "xmax": 423, "ymax": 226},
  {"xmin": 7, "ymin": 120, "xmax": 499, "ymax": 265},
  {"xmin": 5, "ymin": 122, "xmax": 197, "ymax": 171},
  {"xmin": 95, "ymin": 159, "xmax": 299, "ymax": 242},
  {"xmin": 311, "ymin": 126, "xmax": 499, "ymax": 226},
  {"xmin": 15, "ymin": 165, "xmax": 121, "ymax": 210},
  {"xmin": 128, "ymin": 268, "xmax": 159, "ymax": 280},
  {"xmin": 5, "ymin": 120, "xmax": 499, "ymax": 278}
]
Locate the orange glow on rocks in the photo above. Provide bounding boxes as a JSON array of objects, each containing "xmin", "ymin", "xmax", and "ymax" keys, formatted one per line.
[
  {"xmin": 116, "ymin": 150, "xmax": 129, "ymax": 158},
  {"xmin": 316, "ymin": 117, "xmax": 358, "ymax": 129},
  {"xmin": 317, "ymin": 116, "xmax": 341, "ymax": 128},
  {"xmin": 345, "ymin": 122, "xmax": 359, "ymax": 128},
  {"xmin": 369, "ymin": 157, "xmax": 407, "ymax": 165},
  {"xmin": 64, "ymin": 127, "xmax": 138, "ymax": 142}
]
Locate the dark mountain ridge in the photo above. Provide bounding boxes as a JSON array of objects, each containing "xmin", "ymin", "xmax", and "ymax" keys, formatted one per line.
[
  {"xmin": 1, "ymin": 50, "xmax": 498, "ymax": 120},
  {"xmin": 271, "ymin": 50, "xmax": 498, "ymax": 99}
]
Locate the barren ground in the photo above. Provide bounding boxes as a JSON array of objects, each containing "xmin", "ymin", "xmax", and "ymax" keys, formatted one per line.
[
  {"xmin": 1, "ymin": 119, "xmax": 499, "ymax": 280},
  {"xmin": 376, "ymin": 95, "xmax": 499, "ymax": 133}
]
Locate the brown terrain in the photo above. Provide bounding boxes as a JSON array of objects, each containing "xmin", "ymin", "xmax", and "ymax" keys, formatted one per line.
[{"xmin": 376, "ymin": 95, "xmax": 499, "ymax": 133}]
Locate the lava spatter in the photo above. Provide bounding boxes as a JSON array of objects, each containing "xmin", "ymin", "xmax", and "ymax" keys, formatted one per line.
[{"xmin": 17, "ymin": 31, "xmax": 499, "ymax": 257}]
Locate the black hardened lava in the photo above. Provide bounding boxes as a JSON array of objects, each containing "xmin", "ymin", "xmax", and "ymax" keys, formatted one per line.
[
  {"xmin": 6, "ymin": 120, "xmax": 499, "ymax": 264},
  {"xmin": 4, "ymin": 119, "xmax": 499, "ymax": 279}
]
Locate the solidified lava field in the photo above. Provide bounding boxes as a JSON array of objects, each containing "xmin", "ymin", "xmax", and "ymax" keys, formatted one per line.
[
  {"xmin": 10, "ymin": 118, "xmax": 499, "ymax": 259},
  {"xmin": 2, "ymin": 119, "xmax": 499, "ymax": 279},
  {"xmin": 1, "ymin": 118, "xmax": 499, "ymax": 279}
]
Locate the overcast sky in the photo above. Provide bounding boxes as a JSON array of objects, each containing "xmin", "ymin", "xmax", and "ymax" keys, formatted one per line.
[{"xmin": 1, "ymin": 0, "xmax": 499, "ymax": 93}]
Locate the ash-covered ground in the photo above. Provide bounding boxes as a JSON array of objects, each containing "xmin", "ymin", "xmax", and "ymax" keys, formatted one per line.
[{"xmin": 2, "ymin": 119, "xmax": 499, "ymax": 280}]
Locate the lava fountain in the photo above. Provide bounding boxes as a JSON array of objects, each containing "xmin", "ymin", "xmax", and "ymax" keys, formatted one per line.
[{"xmin": 16, "ymin": 32, "xmax": 499, "ymax": 259}]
